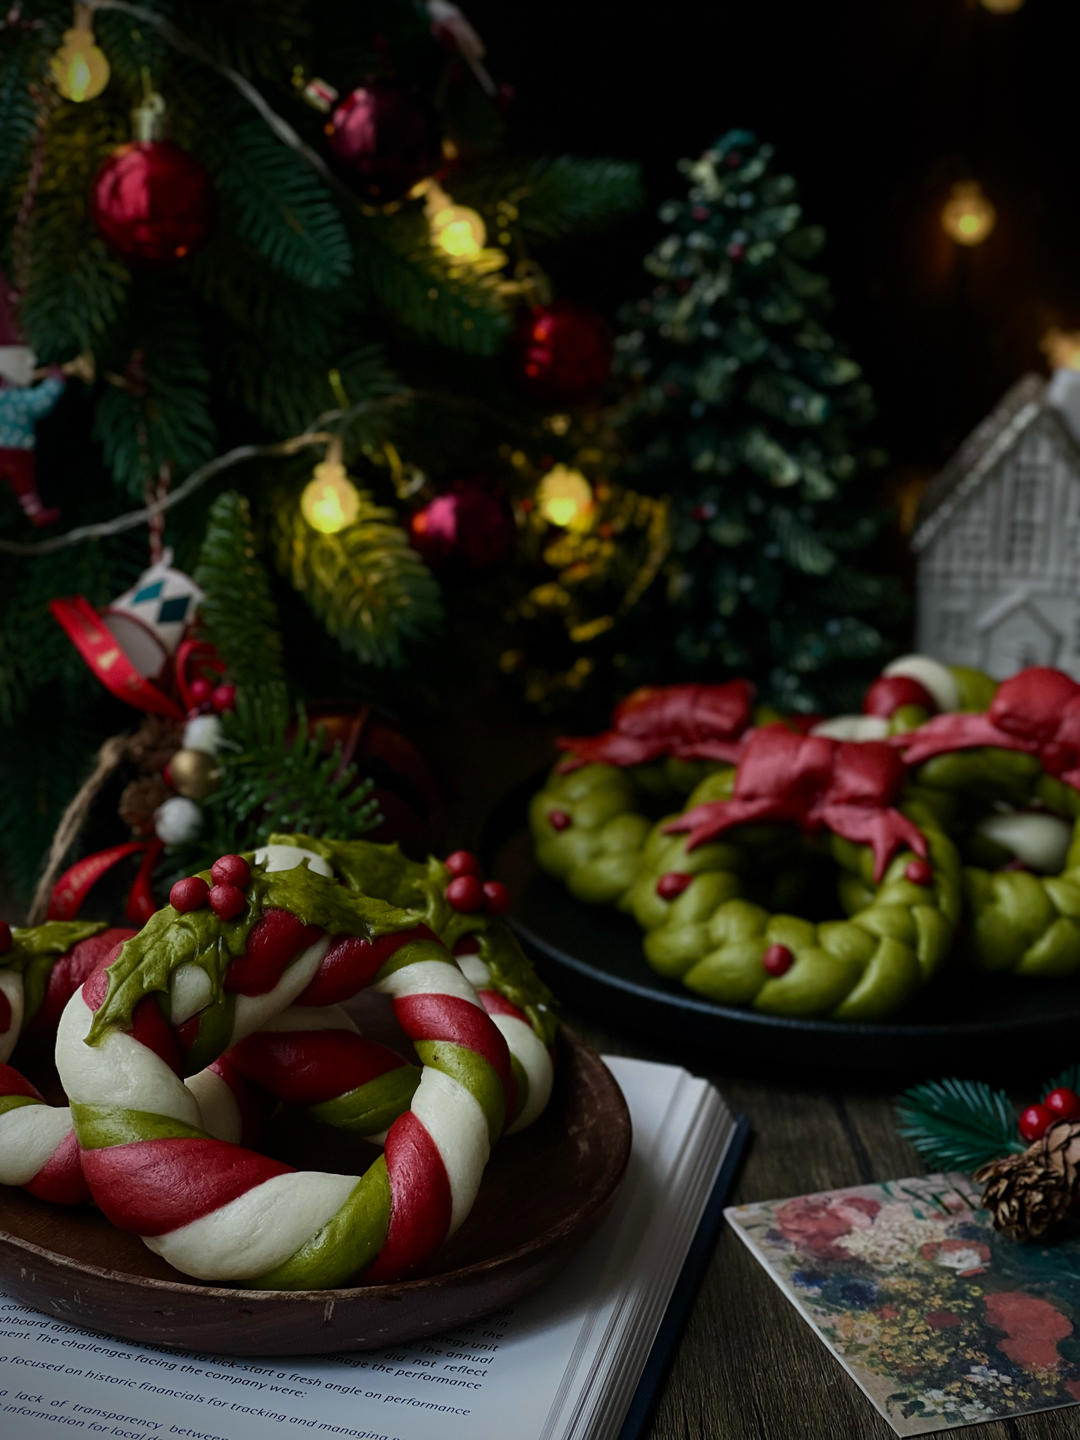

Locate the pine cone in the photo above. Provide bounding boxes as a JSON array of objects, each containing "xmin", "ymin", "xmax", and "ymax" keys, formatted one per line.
[
  {"xmin": 128, "ymin": 715, "xmax": 184, "ymax": 776},
  {"xmin": 119, "ymin": 775, "xmax": 170, "ymax": 837},
  {"xmin": 974, "ymin": 1119, "xmax": 1080, "ymax": 1242}
]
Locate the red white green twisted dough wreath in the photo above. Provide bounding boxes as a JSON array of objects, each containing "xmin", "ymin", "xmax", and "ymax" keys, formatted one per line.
[{"xmin": 0, "ymin": 838, "xmax": 556, "ymax": 1289}]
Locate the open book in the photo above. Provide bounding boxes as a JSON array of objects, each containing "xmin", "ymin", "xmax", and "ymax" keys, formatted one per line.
[{"xmin": 0, "ymin": 1056, "xmax": 746, "ymax": 1440}]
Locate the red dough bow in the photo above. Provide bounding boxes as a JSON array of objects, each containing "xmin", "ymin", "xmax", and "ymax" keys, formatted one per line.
[
  {"xmin": 897, "ymin": 667, "xmax": 1080, "ymax": 787},
  {"xmin": 663, "ymin": 724, "xmax": 928, "ymax": 883},
  {"xmin": 556, "ymin": 680, "xmax": 755, "ymax": 773}
]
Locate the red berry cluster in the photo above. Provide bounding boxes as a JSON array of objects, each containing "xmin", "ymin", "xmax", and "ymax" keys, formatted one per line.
[
  {"xmin": 1019, "ymin": 1086, "xmax": 1080, "ymax": 1142},
  {"xmin": 187, "ymin": 677, "xmax": 237, "ymax": 718},
  {"xmin": 0, "ymin": 919, "xmax": 11, "ymax": 955},
  {"xmin": 443, "ymin": 851, "xmax": 509, "ymax": 916},
  {"xmin": 170, "ymin": 853, "xmax": 252, "ymax": 921}
]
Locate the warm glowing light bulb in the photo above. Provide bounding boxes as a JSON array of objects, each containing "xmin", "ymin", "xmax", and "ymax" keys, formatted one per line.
[
  {"xmin": 941, "ymin": 181, "xmax": 996, "ymax": 247},
  {"xmin": 50, "ymin": 20, "xmax": 110, "ymax": 102},
  {"xmin": 538, "ymin": 464, "xmax": 593, "ymax": 529},
  {"xmin": 981, "ymin": 0, "xmax": 1023, "ymax": 11},
  {"xmin": 1043, "ymin": 328, "xmax": 1080, "ymax": 372},
  {"xmin": 300, "ymin": 460, "xmax": 360, "ymax": 534},
  {"xmin": 431, "ymin": 204, "xmax": 487, "ymax": 262}
]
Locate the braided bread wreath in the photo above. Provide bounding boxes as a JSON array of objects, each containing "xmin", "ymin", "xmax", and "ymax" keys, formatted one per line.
[
  {"xmin": 896, "ymin": 666, "xmax": 1080, "ymax": 978},
  {"xmin": 0, "ymin": 921, "xmax": 135, "ymax": 1203},
  {"xmin": 2, "ymin": 841, "xmax": 555, "ymax": 1288},
  {"xmin": 628, "ymin": 724, "xmax": 962, "ymax": 1021}
]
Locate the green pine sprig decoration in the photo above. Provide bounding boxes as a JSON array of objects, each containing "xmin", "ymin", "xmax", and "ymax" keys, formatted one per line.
[
  {"xmin": 1044, "ymin": 1064, "xmax": 1080, "ymax": 1095},
  {"xmin": 271, "ymin": 482, "xmax": 443, "ymax": 668},
  {"xmin": 197, "ymin": 683, "xmax": 381, "ymax": 866},
  {"xmin": 194, "ymin": 490, "xmax": 285, "ymax": 691},
  {"xmin": 895, "ymin": 1078, "xmax": 1026, "ymax": 1172}
]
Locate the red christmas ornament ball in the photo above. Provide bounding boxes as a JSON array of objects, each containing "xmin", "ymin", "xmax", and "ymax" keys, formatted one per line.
[
  {"xmin": 1044, "ymin": 1087, "xmax": 1080, "ymax": 1121},
  {"xmin": 188, "ymin": 677, "xmax": 213, "ymax": 707},
  {"xmin": 445, "ymin": 874, "xmax": 485, "ymax": 913},
  {"xmin": 210, "ymin": 854, "xmax": 251, "ymax": 889},
  {"xmin": 91, "ymin": 141, "xmax": 214, "ymax": 264},
  {"xmin": 515, "ymin": 301, "xmax": 613, "ymax": 405},
  {"xmin": 1019, "ymin": 1103, "xmax": 1055, "ymax": 1142},
  {"xmin": 211, "ymin": 683, "xmax": 237, "ymax": 714},
  {"xmin": 409, "ymin": 481, "xmax": 514, "ymax": 571},
  {"xmin": 482, "ymin": 880, "xmax": 510, "ymax": 915},
  {"xmin": 170, "ymin": 876, "xmax": 209, "ymax": 913},
  {"xmin": 327, "ymin": 83, "xmax": 441, "ymax": 201},
  {"xmin": 863, "ymin": 674, "xmax": 936, "ymax": 719},
  {"xmin": 209, "ymin": 883, "xmax": 247, "ymax": 922},
  {"xmin": 445, "ymin": 850, "xmax": 480, "ymax": 878},
  {"xmin": 762, "ymin": 944, "xmax": 794, "ymax": 977}
]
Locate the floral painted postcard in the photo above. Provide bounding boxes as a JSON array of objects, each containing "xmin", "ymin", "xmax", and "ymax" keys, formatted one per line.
[{"xmin": 727, "ymin": 1174, "xmax": 1080, "ymax": 1435}]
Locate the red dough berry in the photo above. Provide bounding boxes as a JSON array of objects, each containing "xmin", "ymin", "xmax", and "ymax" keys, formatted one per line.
[
  {"xmin": 762, "ymin": 944, "xmax": 794, "ymax": 977},
  {"xmin": 170, "ymin": 876, "xmax": 210, "ymax": 913},
  {"xmin": 482, "ymin": 880, "xmax": 510, "ymax": 915},
  {"xmin": 905, "ymin": 860, "xmax": 933, "ymax": 886},
  {"xmin": 445, "ymin": 875, "xmax": 485, "ymax": 913},
  {"xmin": 209, "ymin": 883, "xmax": 247, "ymax": 921},
  {"xmin": 863, "ymin": 674, "xmax": 936, "ymax": 719},
  {"xmin": 656, "ymin": 872, "xmax": 693, "ymax": 900},
  {"xmin": 445, "ymin": 850, "xmax": 481, "ymax": 878},
  {"xmin": 188, "ymin": 677, "xmax": 212, "ymax": 707},
  {"xmin": 1044, "ymin": 1087, "xmax": 1080, "ymax": 1122},
  {"xmin": 548, "ymin": 810, "xmax": 572, "ymax": 831},
  {"xmin": 0, "ymin": 919, "xmax": 11, "ymax": 955},
  {"xmin": 1019, "ymin": 1104, "xmax": 1055, "ymax": 1143},
  {"xmin": 211, "ymin": 683, "xmax": 237, "ymax": 714},
  {"xmin": 210, "ymin": 854, "xmax": 251, "ymax": 889}
]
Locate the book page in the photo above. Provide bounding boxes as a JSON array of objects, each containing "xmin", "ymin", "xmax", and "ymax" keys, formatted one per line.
[{"xmin": 0, "ymin": 1059, "xmax": 703, "ymax": 1440}]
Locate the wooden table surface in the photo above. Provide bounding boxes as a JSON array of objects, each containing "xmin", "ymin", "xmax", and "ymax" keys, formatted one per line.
[{"xmin": 566, "ymin": 1011, "xmax": 1077, "ymax": 1440}]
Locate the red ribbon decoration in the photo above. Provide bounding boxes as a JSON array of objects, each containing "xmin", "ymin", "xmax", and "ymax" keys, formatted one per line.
[
  {"xmin": 896, "ymin": 667, "xmax": 1080, "ymax": 788},
  {"xmin": 556, "ymin": 681, "xmax": 755, "ymax": 773},
  {"xmin": 48, "ymin": 596, "xmax": 184, "ymax": 719},
  {"xmin": 663, "ymin": 724, "xmax": 928, "ymax": 883}
]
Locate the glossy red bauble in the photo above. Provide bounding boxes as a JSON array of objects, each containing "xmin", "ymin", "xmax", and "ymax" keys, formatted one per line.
[
  {"xmin": 211, "ymin": 683, "xmax": 237, "ymax": 714},
  {"xmin": 326, "ymin": 82, "xmax": 441, "ymax": 201},
  {"xmin": 1044, "ymin": 1087, "xmax": 1080, "ymax": 1122},
  {"xmin": 187, "ymin": 677, "xmax": 213, "ymax": 707},
  {"xmin": 91, "ymin": 141, "xmax": 214, "ymax": 264},
  {"xmin": 1019, "ymin": 1103, "xmax": 1055, "ymax": 1143},
  {"xmin": 409, "ymin": 481, "xmax": 514, "ymax": 572},
  {"xmin": 210, "ymin": 854, "xmax": 251, "ymax": 889},
  {"xmin": 762, "ymin": 944, "xmax": 794, "ymax": 977},
  {"xmin": 863, "ymin": 674, "xmax": 936, "ymax": 719},
  {"xmin": 515, "ymin": 301, "xmax": 613, "ymax": 405},
  {"xmin": 445, "ymin": 851, "xmax": 481, "ymax": 878},
  {"xmin": 209, "ymin": 883, "xmax": 246, "ymax": 922},
  {"xmin": 482, "ymin": 880, "xmax": 510, "ymax": 915},
  {"xmin": 169, "ymin": 876, "xmax": 209, "ymax": 913},
  {"xmin": 445, "ymin": 875, "xmax": 485, "ymax": 913}
]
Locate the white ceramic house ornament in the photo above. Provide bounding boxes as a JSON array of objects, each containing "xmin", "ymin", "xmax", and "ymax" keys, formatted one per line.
[{"xmin": 914, "ymin": 369, "xmax": 1080, "ymax": 677}]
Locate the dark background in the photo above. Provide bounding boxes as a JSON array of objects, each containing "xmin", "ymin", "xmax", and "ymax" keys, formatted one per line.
[{"xmin": 470, "ymin": 0, "xmax": 1079, "ymax": 480}]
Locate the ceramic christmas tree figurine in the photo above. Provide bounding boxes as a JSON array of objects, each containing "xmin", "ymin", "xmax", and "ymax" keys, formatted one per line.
[{"xmin": 0, "ymin": 275, "xmax": 63, "ymax": 527}]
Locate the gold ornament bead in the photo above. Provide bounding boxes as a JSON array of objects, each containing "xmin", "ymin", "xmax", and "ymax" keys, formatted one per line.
[{"xmin": 169, "ymin": 747, "xmax": 220, "ymax": 800}]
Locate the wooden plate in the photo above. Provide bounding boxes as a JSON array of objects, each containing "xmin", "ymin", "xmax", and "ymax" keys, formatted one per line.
[
  {"xmin": 482, "ymin": 776, "xmax": 1080, "ymax": 1077},
  {"xmin": 0, "ymin": 1033, "xmax": 629, "ymax": 1355}
]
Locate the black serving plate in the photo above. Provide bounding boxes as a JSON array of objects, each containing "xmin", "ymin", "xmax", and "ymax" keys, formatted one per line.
[{"xmin": 481, "ymin": 776, "xmax": 1080, "ymax": 1078}]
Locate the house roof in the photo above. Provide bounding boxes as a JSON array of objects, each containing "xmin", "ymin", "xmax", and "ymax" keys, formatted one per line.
[{"xmin": 912, "ymin": 372, "xmax": 1080, "ymax": 553}]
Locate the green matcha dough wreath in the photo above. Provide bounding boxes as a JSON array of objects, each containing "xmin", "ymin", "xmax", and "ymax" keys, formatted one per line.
[
  {"xmin": 630, "ymin": 724, "xmax": 962, "ymax": 1020},
  {"xmin": 530, "ymin": 680, "xmax": 756, "ymax": 907},
  {"xmin": 897, "ymin": 665, "xmax": 1080, "ymax": 978}
]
